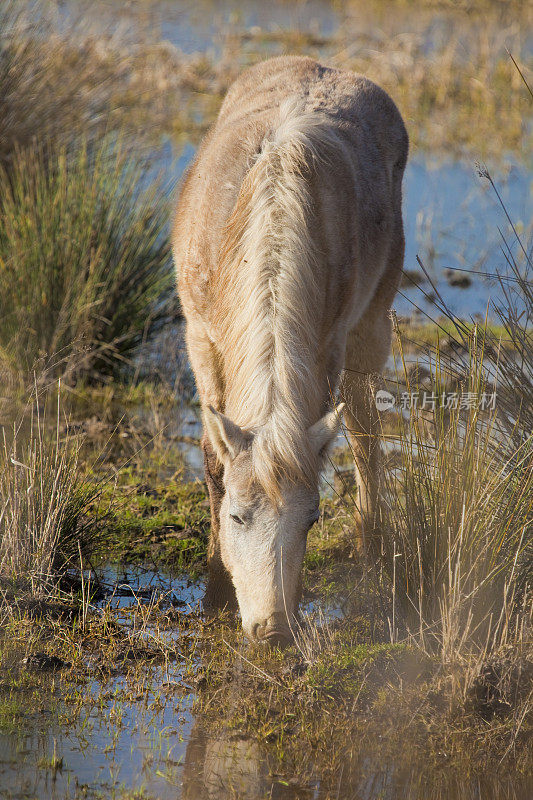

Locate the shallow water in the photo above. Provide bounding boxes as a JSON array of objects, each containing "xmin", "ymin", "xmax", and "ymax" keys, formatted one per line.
[
  {"xmin": 400, "ymin": 157, "xmax": 532, "ymax": 318},
  {"xmin": 2, "ymin": 677, "xmax": 532, "ymax": 798},
  {"xmin": 1, "ymin": 566, "xmax": 347, "ymax": 800},
  {"xmin": 1, "ymin": 566, "xmax": 531, "ymax": 799},
  {"xmin": 57, "ymin": 0, "xmax": 341, "ymax": 53}
]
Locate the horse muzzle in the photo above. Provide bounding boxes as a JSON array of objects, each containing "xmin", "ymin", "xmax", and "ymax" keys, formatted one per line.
[{"xmin": 251, "ymin": 612, "xmax": 293, "ymax": 648}]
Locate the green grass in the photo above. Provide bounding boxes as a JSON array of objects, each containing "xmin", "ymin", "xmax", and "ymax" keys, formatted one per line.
[
  {"xmin": 91, "ymin": 469, "xmax": 209, "ymax": 572},
  {"xmin": 0, "ymin": 141, "xmax": 173, "ymax": 381},
  {"xmin": 0, "ymin": 696, "xmax": 25, "ymax": 735},
  {"xmin": 306, "ymin": 641, "xmax": 408, "ymax": 697}
]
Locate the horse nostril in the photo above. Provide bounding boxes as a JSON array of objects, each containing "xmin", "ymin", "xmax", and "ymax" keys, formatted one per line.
[{"xmin": 255, "ymin": 622, "xmax": 269, "ymax": 641}]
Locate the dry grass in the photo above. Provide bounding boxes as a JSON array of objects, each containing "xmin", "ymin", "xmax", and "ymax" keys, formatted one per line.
[
  {"xmin": 335, "ymin": 26, "xmax": 530, "ymax": 157},
  {"xmin": 143, "ymin": 1, "xmax": 532, "ymax": 158},
  {"xmin": 360, "ymin": 173, "xmax": 532, "ymax": 750},
  {"xmin": 374, "ymin": 168, "xmax": 533, "ymax": 665},
  {"xmin": 377, "ymin": 325, "xmax": 532, "ymax": 654},
  {"xmin": 3, "ymin": 1, "xmax": 529, "ymax": 163},
  {"xmin": 284, "ymin": 169, "xmax": 533, "ymax": 763},
  {"xmin": 0, "ymin": 1, "xmax": 116, "ymax": 170},
  {"xmin": 0, "ymin": 386, "xmax": 101, "ymax": 598}
]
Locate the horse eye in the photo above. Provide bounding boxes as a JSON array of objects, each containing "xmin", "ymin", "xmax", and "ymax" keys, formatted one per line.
[{"xmin": 230, "ymin": 513, "xmax": 244, "ymax": 525}]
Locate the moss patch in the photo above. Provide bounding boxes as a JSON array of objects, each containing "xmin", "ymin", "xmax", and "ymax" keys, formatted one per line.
[{"xmin": 88, "ymin": 469, "xmax": 209, "ymax": 573}]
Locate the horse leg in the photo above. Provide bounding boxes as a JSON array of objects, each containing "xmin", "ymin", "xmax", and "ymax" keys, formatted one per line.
[
  {"xmin": 342, "ymin": 258, "xmax": 402, "ymax": 554},
  {"xmin": 184, "ymin": 322, "xmax": 237, "ymax": 611},
  {"xmin": 202, "ymin": 435, "xmax": 237, "ymax": 612}
]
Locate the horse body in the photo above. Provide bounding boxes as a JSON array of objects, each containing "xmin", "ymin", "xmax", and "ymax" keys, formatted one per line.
[{"xmin": 173, "ymin": 56, "xmax": 408, "ymax": 644}]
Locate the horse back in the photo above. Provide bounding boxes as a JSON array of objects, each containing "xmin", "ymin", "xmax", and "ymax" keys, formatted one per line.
[{"xmin": 173, "ymin": 57, "xmax": 408, "ymax": 431}]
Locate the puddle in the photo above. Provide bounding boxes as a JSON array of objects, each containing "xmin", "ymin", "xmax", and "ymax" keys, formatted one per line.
[
  {"xmin": 93, "ymin": 563, "xmax": 343, "ymax": 629},
  {"xmin": 96, "ymin": 563, "xmax": 204, "ymax": 615},
  {"xmin": 0, "ymin": 565, "xmax": 346, "ymax": 800},
  {"xmin": 0, "ymin": 669, "xmax": 198, "ymax": 799}
]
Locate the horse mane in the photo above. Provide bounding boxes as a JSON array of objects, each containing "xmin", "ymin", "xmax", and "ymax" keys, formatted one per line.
[{"xmin": 214, "ymin": 98, "xmax": 347, "ymax": 498}]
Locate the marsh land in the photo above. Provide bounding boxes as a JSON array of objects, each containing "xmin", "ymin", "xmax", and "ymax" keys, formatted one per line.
[{"xmin": 0, "ymin": 1, "xmax": 531, "ymax": 798}]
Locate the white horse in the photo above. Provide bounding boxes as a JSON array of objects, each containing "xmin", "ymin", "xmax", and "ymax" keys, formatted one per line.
[{"xmin": 173, "ymin": 56, "xmax": 408, "ymax": 645}]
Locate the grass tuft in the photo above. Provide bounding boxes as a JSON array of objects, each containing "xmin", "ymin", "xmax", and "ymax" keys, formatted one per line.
[
  {"xmin": 377, "ymin": 326, "xmax": 532, "ymax": 661},
  {"xmin": 0, "ymin": 141, "xmax": 174, "ymax": 381},
  {"xmin": 0, "ymin": 386, "xmax": 102, "ymax": 599}
]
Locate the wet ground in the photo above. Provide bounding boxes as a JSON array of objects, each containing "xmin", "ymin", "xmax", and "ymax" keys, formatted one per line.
[
  {"xmin": 2, "ymin": 565, "xmax": 532, "ymax": 800},
  {"xmin": 0, "ymin": 563, "xmax": 345, "ymax": 800}
]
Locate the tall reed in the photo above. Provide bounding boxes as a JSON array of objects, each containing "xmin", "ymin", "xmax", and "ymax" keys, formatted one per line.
[
  {"xmin": 376, "ymin": 326, "xmax": 531, "ymax": 660},
  {"xmin": 372, "ymin": 158, "xmax": 532, "ymax": 662}
]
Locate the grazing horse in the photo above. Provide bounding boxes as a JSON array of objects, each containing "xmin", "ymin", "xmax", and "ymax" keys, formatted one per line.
[{"xmin": 173, "ymin": 56, "xmax": 408, "ymax": 645}]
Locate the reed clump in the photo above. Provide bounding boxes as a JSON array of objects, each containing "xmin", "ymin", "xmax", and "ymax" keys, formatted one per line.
[
  {"xmin": 374, "ymin": 160, "xmax": 532, "ymax": 664},
  {"xmin": 0, "ymin": 142, "xmax": 173, "ymax": 381},
  {"xmin": 377, "ymin": 325, "xmax": 531, "ymax": 659}
]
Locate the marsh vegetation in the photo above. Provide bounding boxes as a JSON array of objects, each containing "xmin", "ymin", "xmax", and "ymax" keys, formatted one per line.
[{"xmin": 0, "ymin": 1, "xmax": 531, "ymax": 798}]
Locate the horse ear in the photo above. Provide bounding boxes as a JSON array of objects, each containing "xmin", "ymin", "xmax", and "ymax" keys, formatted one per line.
[
  {"xmin": 309, "ymin": 403, "xmax": 345, "ymax": 456},
  {"xmin": 204, "ymin": 405, "xmax": 253, "ymax": 462}
]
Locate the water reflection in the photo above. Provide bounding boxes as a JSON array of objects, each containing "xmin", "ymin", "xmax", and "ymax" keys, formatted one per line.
[
  {"xmin": 180, "ymin": 722, "xmax": 533, "ymax": 800},
  {"xmin": 1, "ymin": 634, "xmax": 532, "ymax": 799},
  {"xmin": 182, "ymin": 725, "xmax": 283, "ymax": 799}
]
